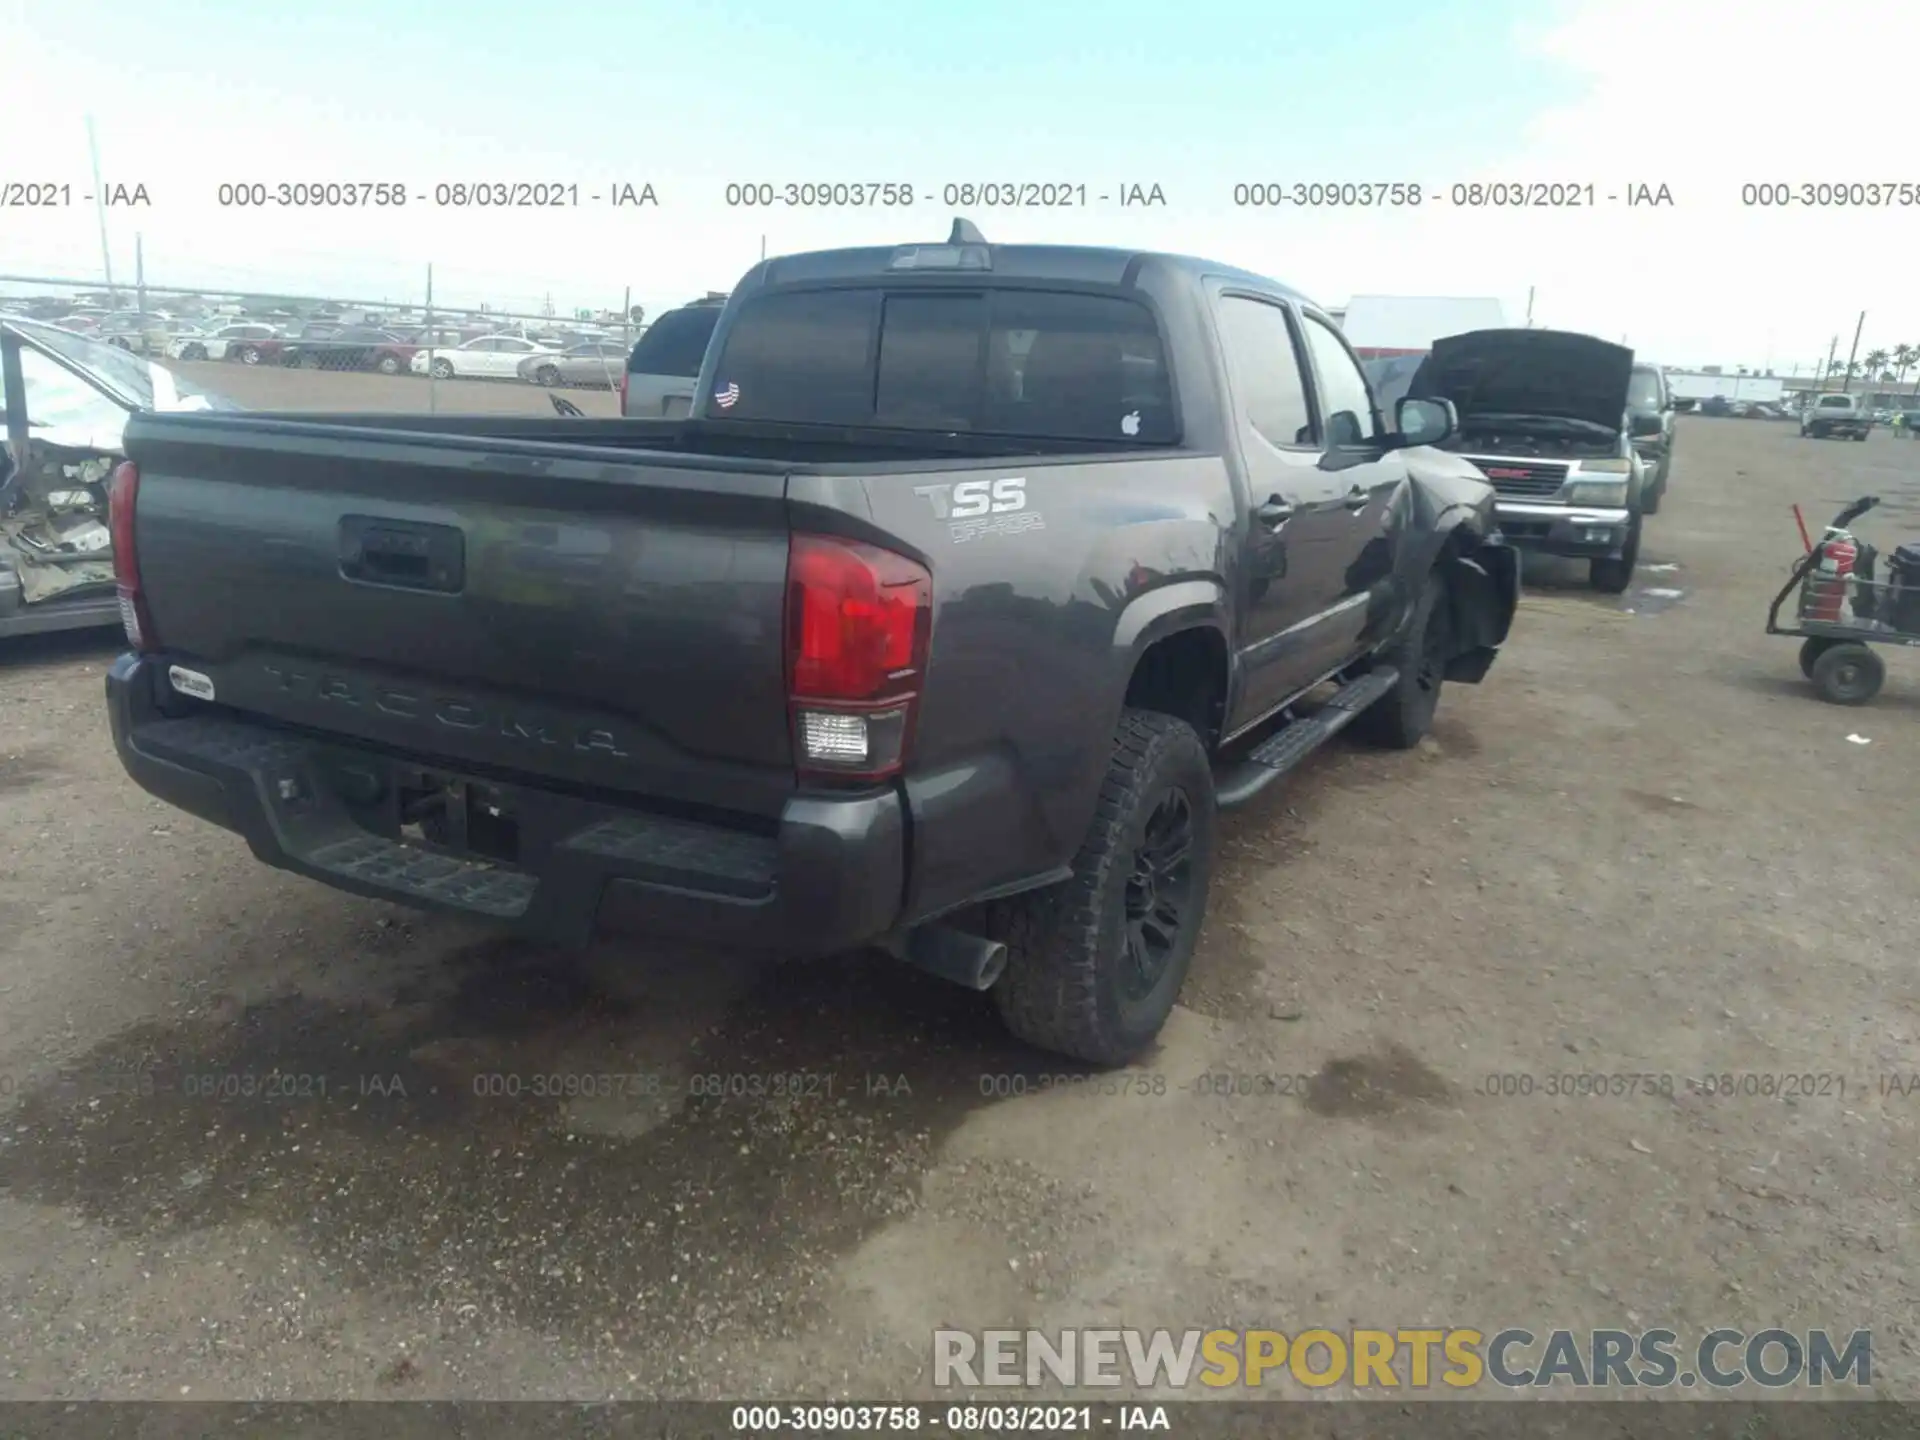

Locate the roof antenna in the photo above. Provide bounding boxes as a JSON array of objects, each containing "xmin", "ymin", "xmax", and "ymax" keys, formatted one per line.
[{"xmin": 948, "ymin": 217, "xmax": 986, "ymax": 244}]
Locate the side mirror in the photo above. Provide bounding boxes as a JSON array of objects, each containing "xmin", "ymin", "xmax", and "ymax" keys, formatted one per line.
[
  {"xmin": 1395, "ymin": 396, "xmax": 1456, "ymax": 447},
  {"xmin": 1629, "ymin": 412, "xmax": 1663, "ymax": 437}
]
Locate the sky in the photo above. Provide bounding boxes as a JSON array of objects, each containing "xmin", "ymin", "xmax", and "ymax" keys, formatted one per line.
[{"xmin": 3, "ymin": 0, "xmax": 1917, "ymax": 374}]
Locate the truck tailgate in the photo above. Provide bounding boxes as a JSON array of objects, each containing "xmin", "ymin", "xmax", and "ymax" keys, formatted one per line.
[{"xmin": 124, "ymin": 414, "xmax": 796, "ymax": 816}]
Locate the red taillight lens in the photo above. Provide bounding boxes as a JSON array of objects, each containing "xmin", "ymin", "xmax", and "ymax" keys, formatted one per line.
[
  {"xmin": 786, "ymin": 533, "xmax": 931, "ymax": 780},
  {"xmin": 108, "ymin": 460, "xmax": 157, "ymax": 651}
]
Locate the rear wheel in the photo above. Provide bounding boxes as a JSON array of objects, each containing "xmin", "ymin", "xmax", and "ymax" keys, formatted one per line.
[
  {"xmin": 181, "ymin": 343, "xmax": 207, "ymax": 361},
  {"xmin": 376, "ymin": 353, "xmax": 401, "ymax": 375},
  {"xmin": 1352, "ymin": 569, "xmax": 1448, "ymax": 749},
  {"xmin": 1810, "ymin": 643, "xmax": 1885, "ymax": 705},
  {"xmin": 535, "ymin": 364, "xmax": 562, "ymax": 387},
  {"xmin": 1590, "ymin": 513, "xmax": 1642, "ymax": 594},
  {"xmin": 239, "ymin": 344, "xmax": 262, "ymax": 365},
  {"xmin": 1798, "ymin": 636, "xmax": 1843, "ymax": 678},
  {"xmin": 983, "ymin": 709, "xmax": 1215, "ymax": 1066}
]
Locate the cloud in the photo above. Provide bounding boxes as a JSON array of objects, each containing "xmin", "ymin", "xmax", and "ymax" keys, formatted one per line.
[{"xmin": 1472, "ymin": 0, "xmax": 1920, "ymax": 365}]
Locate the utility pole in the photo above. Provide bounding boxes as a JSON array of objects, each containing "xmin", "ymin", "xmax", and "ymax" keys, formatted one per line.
[
  {"xmin": 135, "ymin": 234, "xmax": 146, "ymax": 315},
  {"xmin": 1825, "ymin": 335, "xmax": 1839, "ymax": 381},
  {"xmin": 760, "ymin": 234, "xmax": 768, "ymax": 261},
  {"xmin": 1524, "ymin": 286, "xmax": 1534, "ymax": 326},
  {"xmin": 1841, "ymin": 311, "xmax": 1865, "ymax": 393},
  {"xmin": 85, "ymin": 116, "xmax": 115, "ymax": 301}
]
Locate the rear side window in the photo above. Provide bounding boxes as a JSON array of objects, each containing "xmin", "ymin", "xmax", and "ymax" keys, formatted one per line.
[
  {"xmin": 709, "ymin": 287, "xmax": 1176, "ymax": 443},
  {"xmin": 627, "ymin": 306, "xmax": 721, "ymax": 379},
  {"xmin": 1818, "ymin": 395, "xmax": 1853, "ymax": 409}
]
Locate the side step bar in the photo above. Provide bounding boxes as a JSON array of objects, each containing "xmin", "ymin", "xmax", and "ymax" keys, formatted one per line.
[{"xmin": 1213, "ymin": 668, "xmax": 1400, "ymax": 810}]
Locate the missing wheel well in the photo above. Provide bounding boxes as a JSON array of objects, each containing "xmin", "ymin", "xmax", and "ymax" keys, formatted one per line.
[{"xmin": 1125, "ymin": 628, "xmax": 1228, "ymax": 750}]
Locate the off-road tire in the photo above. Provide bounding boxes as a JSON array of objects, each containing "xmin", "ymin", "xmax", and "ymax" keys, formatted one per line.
[
  {"xmin": 1352, "ymin": 569, "xmax": 1449, "ymax": 749},
  {"xmin": 983, "ymin": 709, "xmax": 1215, "ymax": 1066},
  {"xmin": 1590, "ymin": 513, "xmax": 1642, "ymax": 594},
  {"xmin": 1810, "ymin": 643, "xmax": 1885, "ymax": 705}
]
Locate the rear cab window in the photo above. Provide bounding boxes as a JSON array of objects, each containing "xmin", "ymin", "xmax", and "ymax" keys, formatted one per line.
[
  {"xmin": 1628, "ymin": 367, "xmax": 1665, "ymax": 409},
  {"xmin": 1817, "ymin": 395, "xmax": 1855, "ymax": 409},
  {"xmin": 707, "ymin": 286, "xmax": 1176, "ymax": 444}
]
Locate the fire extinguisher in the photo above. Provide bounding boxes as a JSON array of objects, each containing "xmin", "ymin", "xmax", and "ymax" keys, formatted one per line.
[{"xmin": 1806, "ymin": 531, "xmax": 1858, "ymax": 623}]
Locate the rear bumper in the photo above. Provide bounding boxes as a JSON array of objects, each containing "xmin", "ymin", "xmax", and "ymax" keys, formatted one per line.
[
  {"xmin": 1494, "ymin": 501, "xmax": 1633, "ymax": 559},
  {"xmin": 106, "ymin": 652, "xmax": 905, "ymax": 955}
]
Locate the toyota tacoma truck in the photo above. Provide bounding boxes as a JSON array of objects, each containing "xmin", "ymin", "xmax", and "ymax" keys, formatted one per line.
[
  {"xmin": 1386, "ymin": 329, "xmax": 1649, "ymax": 594},
  {"xmin": 103, "ymin": 223, "xmax": 1518, "ymax": 1064}
]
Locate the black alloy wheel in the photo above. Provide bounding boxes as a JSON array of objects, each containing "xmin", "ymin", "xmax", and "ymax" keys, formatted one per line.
[{"xmin": 1118, "ymin": 787, "xmax": 1198, "ymax": 1003}]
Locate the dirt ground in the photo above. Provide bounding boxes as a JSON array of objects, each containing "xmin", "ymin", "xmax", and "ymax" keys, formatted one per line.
[{"xmin": 0, "ymin": 396, "xmax": 1916, "ymax": 1404}]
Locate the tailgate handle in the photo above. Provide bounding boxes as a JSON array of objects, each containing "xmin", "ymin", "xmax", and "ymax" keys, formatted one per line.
[{"xmin": 339, "ymin": 516, "xmax": 465, "ymax": 593}]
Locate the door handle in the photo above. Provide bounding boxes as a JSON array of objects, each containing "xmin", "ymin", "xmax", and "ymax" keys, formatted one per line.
[
  {"xmin": 1343, "ymin": 485, "xmax": 1371, "ymax": 510},
  {"xmin": 1255, "ymin": 498, "xmax": 1294, "ymax": 528}
]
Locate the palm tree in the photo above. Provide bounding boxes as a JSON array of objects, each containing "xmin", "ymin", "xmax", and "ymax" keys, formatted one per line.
[
  {"xmin": 1864, "ymin": 348, "xmax": 1890, "ymax": 383},
  {"xmin": 1899, "ymin": 343, "xmax": 1920, "ymax": 400}
]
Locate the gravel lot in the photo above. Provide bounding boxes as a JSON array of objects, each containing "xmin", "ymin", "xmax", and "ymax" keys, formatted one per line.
[{"xmin": 0, "ymin": 400, "xmax": 1916, "ymax": 1403}]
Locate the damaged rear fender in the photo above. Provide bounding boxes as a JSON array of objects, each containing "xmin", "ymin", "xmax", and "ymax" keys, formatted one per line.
[{"xmin": 1440, "ymin": 533, "xmax": 1520, "ymax": 684}]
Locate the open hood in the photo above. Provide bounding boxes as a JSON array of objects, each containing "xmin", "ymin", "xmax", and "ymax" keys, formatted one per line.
[{"xmin": 1409, "ymin": 329, "xmax": 1634, "ymax": 434}]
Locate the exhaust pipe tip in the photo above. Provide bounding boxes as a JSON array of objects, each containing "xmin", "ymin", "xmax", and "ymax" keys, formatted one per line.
[{"xmin": 898, "ymin": 926, "xmax": 1007, "ymax": 991}]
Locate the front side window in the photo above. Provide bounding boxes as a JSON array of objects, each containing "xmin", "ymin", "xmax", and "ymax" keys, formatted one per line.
[
  {"xmin": 1628, "ymin": 367, "xmax": 1665, "ymax": 410},
  {"xmin": 1301, "ymin": 315, "xmax": 1379, "ymax": 445},
  {"xmin": 1214, "ymin": 295, "xmax": 1315, "ymax": 449}
]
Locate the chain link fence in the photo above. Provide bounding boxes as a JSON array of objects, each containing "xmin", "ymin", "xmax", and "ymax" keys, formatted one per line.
[{"xmin": 0, "ymin": 263, "xmax": 704, "ymax": 416}]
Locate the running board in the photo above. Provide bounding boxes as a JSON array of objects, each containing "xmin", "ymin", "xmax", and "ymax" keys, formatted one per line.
[{"xmin": 1213, "ymin": 669, "xmax": 1400, "ymax": 810}]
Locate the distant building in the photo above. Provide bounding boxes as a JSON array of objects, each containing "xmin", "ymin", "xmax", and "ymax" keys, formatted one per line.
[{"xmin": 1336, "ymin": 295, "xmax": 1509, "ymax": 359}]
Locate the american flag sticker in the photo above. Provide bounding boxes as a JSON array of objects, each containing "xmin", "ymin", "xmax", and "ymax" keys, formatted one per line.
[{"xmin": 714, "ymin": 382, "xmax": 740, "ymax": 409}]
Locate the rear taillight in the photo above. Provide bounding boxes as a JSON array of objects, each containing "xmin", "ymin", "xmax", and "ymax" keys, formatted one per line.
[
  {"xmin": 108, "ymin": 460, "xmax": 158, "ymax": 651},
  {"xmin": 785, "ymin": 533, "xmax": 932, "ymax": 782}
]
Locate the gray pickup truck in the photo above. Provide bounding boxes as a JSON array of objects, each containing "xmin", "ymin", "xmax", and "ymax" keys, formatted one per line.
[{"xmin": 103, "ymin": 225, "xmax": 1518, "ymax": 1063}]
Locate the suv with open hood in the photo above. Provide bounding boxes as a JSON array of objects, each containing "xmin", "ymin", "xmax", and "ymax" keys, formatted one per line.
[{"xmin": 1395, "ymin": 329, "xmax": 1648, "ymax": 593}]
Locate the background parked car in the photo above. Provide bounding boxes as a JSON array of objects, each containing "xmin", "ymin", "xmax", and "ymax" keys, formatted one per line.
[
  {"xmin": 1625, "ymin": 362, "xmax": 1675, "ymax": 514},
  {"xmin": 97, "ymin": 314, "xmax": 175, "ymax": 356},
  {"xmin": 254, "ymin": 322, "xmax": 343, "ymax": 367},
  {"xmin": 368, "ymin": 327, "xmax": 468, "ymax": 375},
  {"xmin": 410, "ymin": 333, "xmax": 558, "ymax": 380},
  {"xmin": 519, "ymin": 340, "xmax": 631, "ymax": 388},
  {"xmin": 619, "ymin": 298, "xmax": 724, "ymax": 416},
  {"xmin": 285, "ymin": 326, "xmax": 408, "ymax": 372},
  {"xmin": 169, "ymin": 321, "xmax": 281, "ymax": 363}
]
